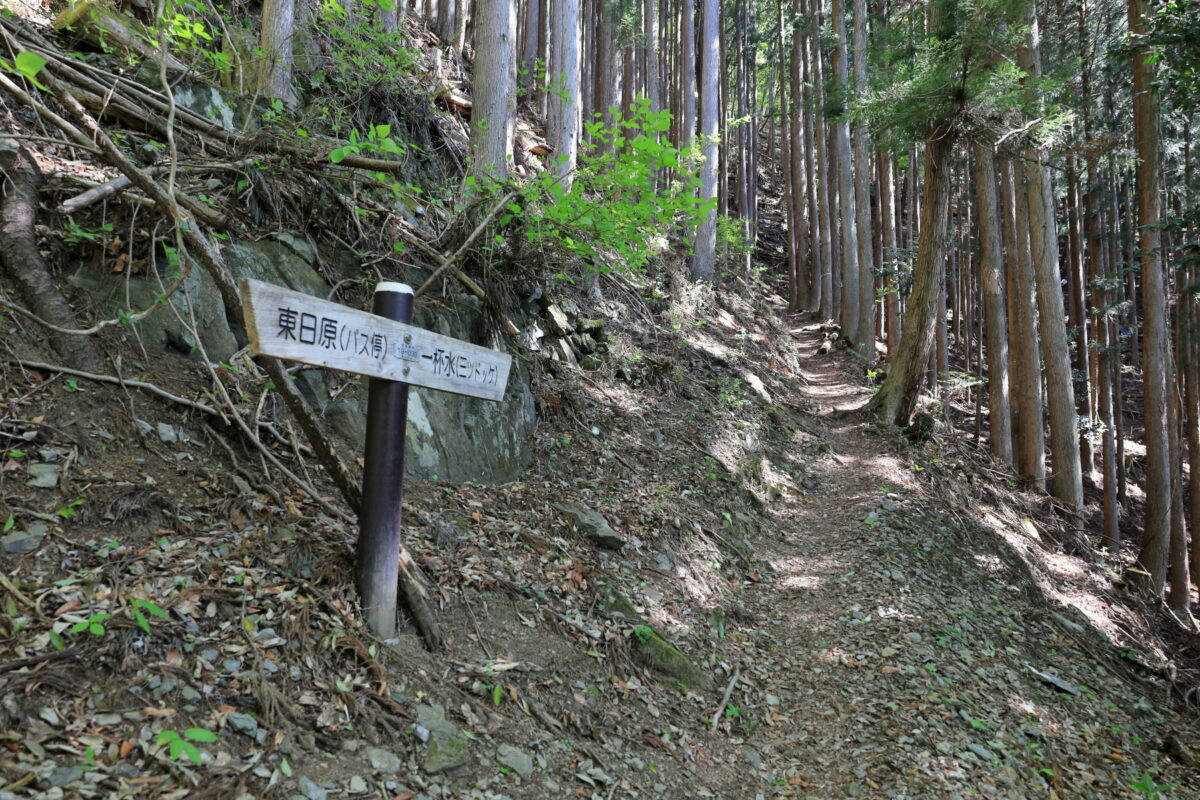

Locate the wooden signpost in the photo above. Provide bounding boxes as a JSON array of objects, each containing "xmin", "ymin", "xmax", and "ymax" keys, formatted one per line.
[{"xmin": 239, "ymin": 278, "xmax": 512, "ymax": 639}]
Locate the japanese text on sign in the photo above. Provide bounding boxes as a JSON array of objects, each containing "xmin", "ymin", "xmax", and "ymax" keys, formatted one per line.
[{"xmin": 277, "ymin": 307, "xmax": 389, "ymax": 359}]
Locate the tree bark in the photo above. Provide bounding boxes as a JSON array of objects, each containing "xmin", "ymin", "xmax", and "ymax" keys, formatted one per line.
[
  {"xmin": 1129, "ymin": 0, "xmax": 1171, "ymax": 594},
  {"xmin": 811, "ymin": 1, "xmax": 834, "ymax": 318},
  {"xmin": 852, "ymin": 0, "xmax": 874, "ymax": 357},
  {"xmin": 799, "ymin": 0, "xmax": 821, "ymax": 312},
  {"xmin": 865, "ymin": 123, "xmax": 955, "ymax": 425},
  {"xmin": 1006, "ymin": 157, "xmax": 1046, "ymax": 489},
  {"xmin": 470, "ymin": 0, "xmax": 517, "ymax": 181},
  {"xmin": 680, "ymin": 0, "xmax": 697, "ymax": 147},
  {"xmin": 973, "ymin": 141, "xmax": 1013, "ymax": 467},
  {"xmin": 644, "ymin": 0, "xmax": 662, "ymax": 114},
  {"xmin": 259, "ymin": 0, "xmax": 296, "ymax": 103},
  {"xmin": 691, "ymin": 0, "xmax": 720, "ymax": 281},
  {"xmin": 548, "ymin": 0, "xmax": 582, "ymax": 185},
  {"xmin": 0, "ymin": 140, "xmax": 104, "ymax": 372},
  {"xmin": 831, "ymin": 0, "xmax": 860, "ymax": 345},
  {"xmin": 881, "ymin": 151, "xmax": 899, "ymax": 358}
]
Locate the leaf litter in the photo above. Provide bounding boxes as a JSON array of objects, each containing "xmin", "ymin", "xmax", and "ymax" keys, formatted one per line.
[{"xmin": 0, "ymin": 279, "xmax": 1198, "ymax": 800}]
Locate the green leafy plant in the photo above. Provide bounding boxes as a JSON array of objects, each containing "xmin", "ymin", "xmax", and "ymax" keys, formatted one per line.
[
  {"xmin": 329, "ymin": 124, "xmax": 406, "ymax": 164},
  {"xmin": 57, "ymin": 500, "xmax": 85, "ymax": 519},
  {"xmin": 507, "ymin": 96, "xmax": 711, "ymax": 275},
  {"xmin": 70, "ymin": 612, "xmax": 112, "ymax": 637},
  {"xmin": 129, "ymin": 597, "xmax": 169, "ymax": 634},
  {"xmin": 0, "ymin": 51, "xmax": 48, "ymax": 89},
  {"xmin": 716, "ymin": 378, "xmax": 750, "ymax": 410},
  {"xmin": 156, "ymin": 728, "xmax": 218, "ymax": 766},
  {"xmin": 1130, "ymin": 771, "xmax": 1172, "ymax": 799},
  {"xmin": 62, "ymin": 222, "xmax": 114, "ymax": 246}
]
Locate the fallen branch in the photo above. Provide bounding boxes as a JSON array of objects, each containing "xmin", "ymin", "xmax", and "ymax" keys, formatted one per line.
[
  {"xmin": 710, "ymin": 666, "xmax": 740, "ymax": 731},
  {"xmin": 56, "ymin": 159, "xmax": 255, "ymax": 215},
  {"xmin": 414, "ymin": 188, "xmax": 518, "ymax": 297},
  {"xmin": 0, "ymin": 573, "xmax": 35, "ymax": 609},
  {"xmin": 0, "ymin": 648, "xmax": 80, "ymax": 675}
]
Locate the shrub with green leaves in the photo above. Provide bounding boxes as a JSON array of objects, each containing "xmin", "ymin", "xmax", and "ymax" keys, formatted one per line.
[{"xmin": 499, "ymin": 97, "xmax": 712, "ymax": 275}]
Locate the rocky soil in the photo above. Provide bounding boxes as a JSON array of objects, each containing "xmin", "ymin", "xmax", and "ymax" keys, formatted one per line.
[{"xmin": 2, "ymin": 277, "xmax": 1199, "ymax": 800}]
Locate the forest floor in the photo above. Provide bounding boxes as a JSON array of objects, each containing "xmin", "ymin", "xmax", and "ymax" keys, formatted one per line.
[{"xmin": 2, "ymin": 274, "xmax": 1200, "ymax": 800}]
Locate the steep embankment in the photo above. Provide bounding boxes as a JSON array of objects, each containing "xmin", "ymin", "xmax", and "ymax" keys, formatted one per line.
[{"xmin": 3, "ymin": 272, "xmax": 1199, "ymax": 799}]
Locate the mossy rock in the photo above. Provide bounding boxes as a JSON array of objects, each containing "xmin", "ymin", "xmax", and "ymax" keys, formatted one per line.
[
  {"xmin": 597, "ymin": 582, "xmax": 641, "ymax": 622},
  {"xmin": 630, "ymin": 626, "xmax": 712, "ymax": 690}
]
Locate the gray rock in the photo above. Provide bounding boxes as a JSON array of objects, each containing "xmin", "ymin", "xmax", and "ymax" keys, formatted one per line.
[
  {"xmin": 424, "ymin": 730, "xmax": 472, "ymax": 774},
  {"xmin": 517, "ymin": 322, "xmax": 544, "ymax": 352},
  {"xmin": 365, "ymin": 746, "xmax": 403, "ymax": 773},
  {"xmin": 554, "ymin": 503, "xmax": 625, "ymax": 551},
  {"xmin": 26, "ymin": 463, "xmax": 60, "ymax": 489},
  {"xmin": 347, "ymin": 775, "xmax": 368, "ymax": 793},
  {"xmin": 297, "ymin": 776, "xmax": 327, "ymax": 800},
  {"xmin": 227, "ymin": 712, "xmax": 258, "ymax": 736},
  {"xmin": 545, "ymin": 304, "xmax": 573, "ymax": 336},
  {"xmin": 155, "ymin": 423, "xmax": 179, "ymax": 444},
  {"xmin": 1, "ymin": 522, "xmax": 46, "ymax": 555},
  {"xmin": 967, "ymin": 743, "xmax": 996, "ymax": 762},
  {"xmin": 496, "ymin": 744, "xmax": 534, "ymax": 778},
  {"xmin": 46, "ymin": 766, "xmax": 83, "ymax": 787},
  {"xmin": 415, "ymin": 704, "xmax": 456, "ymax": 735}
]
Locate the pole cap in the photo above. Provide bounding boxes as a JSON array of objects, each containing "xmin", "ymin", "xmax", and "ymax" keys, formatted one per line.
[{"xmin": 375, "ymin": 282, "xmax": 414, "ymax": 295}]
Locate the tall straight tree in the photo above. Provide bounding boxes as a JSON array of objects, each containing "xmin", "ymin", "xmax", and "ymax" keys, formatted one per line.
[
  {"xmin": 548, "ymin": 0, "xmax": 582, "ymax": 186},
  {"xmin": 974, "ymin": 141, "xmax": 1014, "ymax": 466},
  {"xmin": 520, "ymin": 0, "xmax": 543, "ymax": 97},
  {"xmin": 691, "ymin": 0, "xmax": 720, "ymax": 281},
  {"xmin": 680, "ymin": 0, "xmax": 697, "ymax": 147},
  {"xmin": 644, "ymin": 0, "xmax": 662, "ymax": 114},
  {"xmin": 831, "ymin": 0, "xmax": 861, "ymax": 345},
  {"xmin": 852, "ymin": 0, "xmax": 875, "ymax": 356},
  {"xmin": 471, "ymin": 0, "xmax": 517, "ymax": 180},
  {"xmin": 259, "ymin": 0, "xmax": 296, "ymax": 102},
  {"xmin": 1130, "ymin": 0, "xmax": 1172, "ymax": 594},
  {"xmin": 1016, "ymin": 0, "xmax": 1083, "ymax": 522},
  {"xmin": 865, "ymin": 0, "xmax": 959, "ymax": 423}
]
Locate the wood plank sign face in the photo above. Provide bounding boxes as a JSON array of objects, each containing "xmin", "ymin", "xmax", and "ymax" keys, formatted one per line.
[{"xmin": 239, "ymin": 278, "xmax": 512, "ymax": 401}]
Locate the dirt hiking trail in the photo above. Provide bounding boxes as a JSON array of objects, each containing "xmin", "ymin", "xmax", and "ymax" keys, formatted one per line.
[{"xmin": 689, "ymin": 324, "xmax": 1198, "ymax": 800}]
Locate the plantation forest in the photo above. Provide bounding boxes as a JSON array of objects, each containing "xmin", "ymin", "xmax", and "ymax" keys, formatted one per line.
[{"xmin": 1, "ymin": 0, "xmax": 1200, "ymax": 797}]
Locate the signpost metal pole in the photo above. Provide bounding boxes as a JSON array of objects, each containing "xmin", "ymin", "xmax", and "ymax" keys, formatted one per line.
[
  {"xmin": 355, "ymin": 282, "xmax": 413, "ymax": 638},
  {"xmin": 239, "ymin": 276, "xmax": 510, "ymax": 642}
]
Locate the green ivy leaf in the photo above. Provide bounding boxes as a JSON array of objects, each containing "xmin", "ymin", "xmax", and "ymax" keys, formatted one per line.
[{"xmin": 14, "ymin": 52, "xmax": 47, "ymax": 89}]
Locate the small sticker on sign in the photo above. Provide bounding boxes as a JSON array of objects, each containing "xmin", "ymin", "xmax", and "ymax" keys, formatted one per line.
[{"xmin": 394, "ymin": 341, "xmax": 421, "ymax": 361}]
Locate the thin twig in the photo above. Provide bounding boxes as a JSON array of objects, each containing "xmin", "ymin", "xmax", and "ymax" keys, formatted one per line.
[
  {"xmin": 8, "ymin": 359, "xmax": 219, "ymax": 414},
  {"xmin": 0, "ymin": 572, "xmax": 34, "ymax": 608},
  {"xmin": 710, "ymin": 666, "xmax": 740, "ymax": 731},
  {"xmin": 0, "ymin": 648, "xmax": 80, "ymax": 674}
]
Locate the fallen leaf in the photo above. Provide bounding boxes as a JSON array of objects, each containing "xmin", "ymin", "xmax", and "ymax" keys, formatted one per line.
[
  {"xmin": 54, "ymin": 599, "xmax": 82, "ymax": 617},
  {"xmin": 119, "ymin": 740, "xmax": 134, "ymax": 759}
]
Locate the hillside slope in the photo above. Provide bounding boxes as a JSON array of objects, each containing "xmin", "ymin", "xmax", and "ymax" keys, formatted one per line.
[{"xmin": 3, "ymin": 274, "xmax": 1199, "ymax": 799}]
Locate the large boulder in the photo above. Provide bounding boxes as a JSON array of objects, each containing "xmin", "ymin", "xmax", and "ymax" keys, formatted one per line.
[{"xmin": 70, "ymin": 233, "xmax": 534, "ymax": 483}]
